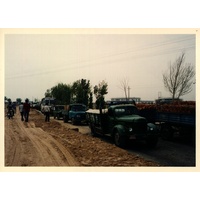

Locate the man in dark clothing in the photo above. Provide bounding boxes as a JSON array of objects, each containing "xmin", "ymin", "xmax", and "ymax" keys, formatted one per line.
[{"xmin": 23, "ymin": 99, "xmax": 30, "ymax": 122}]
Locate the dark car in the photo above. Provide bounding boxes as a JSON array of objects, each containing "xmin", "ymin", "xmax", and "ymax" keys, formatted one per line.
[{"xmin": 53, "ymin": 105, "xmax": 65, "ymax": 120}]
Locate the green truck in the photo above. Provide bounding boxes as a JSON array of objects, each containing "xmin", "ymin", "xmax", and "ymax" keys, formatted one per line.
[
  {"xmin": 62, "ymin": 103, "xmax": 87, "ymax": 124},
  {"xmin": 86, "ymin": 104, "xmax": 159, "ymax": 148}
]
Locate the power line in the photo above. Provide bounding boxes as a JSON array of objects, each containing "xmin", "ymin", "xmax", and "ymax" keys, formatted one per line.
[{"xmin": 5, "ymin": 36, "xmax": 195, "ymax": 80}]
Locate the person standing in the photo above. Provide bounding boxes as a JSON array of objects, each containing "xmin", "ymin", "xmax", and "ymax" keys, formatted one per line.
[
  {"xmin": 43, "ymin": 103, "xmax": 50, "ymax": 122},
  {"xmin": 23, "ymin": 98, "xmax": 30, "ymax": 122},
  {"xmin": 19, "ymin": 102, "xmax": 24, "ymax": 121}
]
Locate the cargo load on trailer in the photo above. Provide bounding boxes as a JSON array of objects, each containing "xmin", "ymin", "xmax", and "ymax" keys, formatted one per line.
[{"xmin": 137, "ymin": 101, "xmax": 195, "ymax": 141}]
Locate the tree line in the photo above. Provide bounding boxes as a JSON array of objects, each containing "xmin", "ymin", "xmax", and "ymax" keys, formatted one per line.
[{"xmin": 44, "ymin": 79, "xmax": 108, "ymax": 109}]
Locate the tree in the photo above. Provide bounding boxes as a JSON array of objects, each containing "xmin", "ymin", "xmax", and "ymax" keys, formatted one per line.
[
  {"xmin": 94, "ymin": 80, "xmax": 108, "ymax": 109},
  {"xmin": 163, "ymin": 53, "xmax": 195, "ymax": 99},
  {"xmin": 16, "ymin": 98, "xmax": 22, "ymax": 104},
  {"xmin": 71, "ymin": 79, "xmax": 91, "ymax": 106},
  {"xmin": 118, "ymin": 78, "xmax": 129, "ymax": 100},
  {"xmin": 50, "ymin": 83, "xmax": 71, "ymax": 105},
  {"xmin": 45, "ymin": 89, "xmax": 52, "ymax": 98},
  {"xmin": 89, "ymin": 92, "xmax": 93, "ymax": 109}
]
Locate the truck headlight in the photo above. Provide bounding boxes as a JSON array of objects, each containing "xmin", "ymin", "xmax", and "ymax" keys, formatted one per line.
[
  {"xmin": 147, "ymin": 126, "xmax": 154, "ymax": 131},
  {"xmin": 129, "ymin": 127, "xmax": 133, "ymax": 132}
]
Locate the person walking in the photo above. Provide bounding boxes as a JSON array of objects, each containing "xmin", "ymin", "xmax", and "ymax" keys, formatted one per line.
[
  {"xmin": 19, "ymin": 102, "xmax": 24, "ymax": 121},
  {"xmin": 23, "ymin": 98, "xmax": 30, "ymax": 122},
  {"xmin": 43, "ymin": 102, "xmax": 50, "ymax": 122}
]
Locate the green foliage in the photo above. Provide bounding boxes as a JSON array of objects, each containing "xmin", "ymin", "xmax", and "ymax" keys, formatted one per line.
[
  {"xmin": 44, "ymin": 79, "xmax": 107, "ymax": 108},
  {"xmin": 89, "ymin": 92, "xmax": 93, "ymax": 108},
  {"xmin": 16, "ymin": 98, "xmax": 22, "ymax": 104},
  {"xmin": 45, "ymin": 89, "xmax": 52, "ymax": 98},
  {"xmin": 45, "ymin": 79, "xmax": 92, "ymax": 106},
  {"xmin": 50, "ymin": 83, "xmax": 71, "ymax": 105},
  {"xmin": 71, "ymin": 79, "xmax": 92, "ymax": 106},
  {"xmin": 94, "ymin": 80, "xmax": 108, "ymax": 109}
]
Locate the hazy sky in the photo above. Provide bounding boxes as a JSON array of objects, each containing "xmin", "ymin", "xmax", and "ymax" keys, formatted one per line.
[{"xmin": 5, "ymin": 32, "xmax": 196, "ymax": 102}]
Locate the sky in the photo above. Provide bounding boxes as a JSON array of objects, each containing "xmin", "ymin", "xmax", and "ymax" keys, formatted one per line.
[
  {"xmin": 4, "ymin": 31, "xmax": 196, "ymax": 103},
  {"xmin": 1, "ymin": 0, "xmax": 200, "ymax": 195}
]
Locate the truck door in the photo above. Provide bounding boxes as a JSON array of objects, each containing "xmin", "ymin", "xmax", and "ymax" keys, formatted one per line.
[{"xmin": 104, "ymin": 108, "xmax": 116, "ymax": 135}]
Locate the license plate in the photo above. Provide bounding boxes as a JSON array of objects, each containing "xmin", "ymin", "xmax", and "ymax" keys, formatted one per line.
[{"xmin": 129, "ymin": 135, "xmax": 136, "ymax": 139}]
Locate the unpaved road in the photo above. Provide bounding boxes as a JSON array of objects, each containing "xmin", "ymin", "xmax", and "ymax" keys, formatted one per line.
[
  {"xmin": 5, "ymin": 110, "xmax": 79, "ymax": 166},
  {"xmin": 5, "ymin": 108, "xmax": 159, "ymax": 167}
]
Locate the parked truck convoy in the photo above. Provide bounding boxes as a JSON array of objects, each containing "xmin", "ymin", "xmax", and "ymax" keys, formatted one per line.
[{"xmin": 86, "ymin": 103, "xmax": 159, "ymax": 148}]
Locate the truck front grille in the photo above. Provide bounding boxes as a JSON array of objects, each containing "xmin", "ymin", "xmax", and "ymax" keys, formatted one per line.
[{"xmin": 132, "ymin": 121, "xmax": 147, "ymax": 134}]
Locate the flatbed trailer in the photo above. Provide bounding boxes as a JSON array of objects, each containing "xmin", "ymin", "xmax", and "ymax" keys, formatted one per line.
[{"xmin": 139, "ymin": 110, "xmax": 195, "ymax": 141}]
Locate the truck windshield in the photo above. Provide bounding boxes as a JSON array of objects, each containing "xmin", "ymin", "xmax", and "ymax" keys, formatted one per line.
[
  {"xmin": 114, "ymin": 106, "xmax": 138, "ymax": 117},
  {"xmin": 44, "ymin": 99, "xmax": 55, "ymax": 105}
]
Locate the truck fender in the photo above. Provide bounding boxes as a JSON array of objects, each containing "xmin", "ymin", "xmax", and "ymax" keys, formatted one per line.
[
  {"xmin": 112, "ymin": 125, "xmax": 127, "ymax": 147},
  {"xmin": 112, "ymin": 125, "xmax": 125, "ymax": 137},
  {"xmin": 147, "ymin": 123, "xmax": 158, "ymax": 133}
]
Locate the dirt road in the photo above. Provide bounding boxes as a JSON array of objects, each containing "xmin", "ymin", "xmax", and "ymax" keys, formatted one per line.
[
  {"xmin": 5, "ymin": 109, "xmax": 79, "ymax": 166},
  {"xmin": 5, "ymin": 107, "xmax": 159, "ymax": 167}
]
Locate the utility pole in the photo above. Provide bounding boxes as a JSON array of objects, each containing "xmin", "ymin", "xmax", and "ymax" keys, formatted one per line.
[{"xmin": 158, "ymin": 92, "xmax": 162, "ymax": 99}]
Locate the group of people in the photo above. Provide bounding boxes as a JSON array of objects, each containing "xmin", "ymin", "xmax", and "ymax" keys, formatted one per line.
[
  {"xmin": 19, "ymin": 100, "xmax": 50, "ymax": 122},
  {"xmin": 7, "ymin": 98, "xmax": 51, "ymax": 123},
  {"xmin": 19, "ymin": 99, "xmax": 31, "ymax": 122}
]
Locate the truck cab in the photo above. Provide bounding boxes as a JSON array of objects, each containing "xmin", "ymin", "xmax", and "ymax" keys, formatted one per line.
[{"xmin": 62, "ymin": 103, "xmax": 87, "ymax": 124}]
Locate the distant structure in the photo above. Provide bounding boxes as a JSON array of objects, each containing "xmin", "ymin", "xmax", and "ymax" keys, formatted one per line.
[
  {"xmin": 138, "ymin": 100, "xmax": 154, "ymax": 104},
  {"xmin": 110, "ymin": 97, "xmax": 154, "ymax": 104},
  {"xmin": 111, "ymin": 97, "xmax": 140, "ymax": 103}
]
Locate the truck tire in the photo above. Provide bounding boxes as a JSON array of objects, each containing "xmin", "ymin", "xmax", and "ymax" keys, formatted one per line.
[
  {"xmin": 63, "ymin": 116, "xmax": 68, "ymax": 123},
  {"xmin": 90, "ymin": 124, "xmax": 98, "ymax": 137},
  {"xmin": 71, "ymin": 118, "xmax": 75, "ymax": 125},
  {"xmin": 114, "ymin": 131, "xmax": 126, "ymax": 148}
]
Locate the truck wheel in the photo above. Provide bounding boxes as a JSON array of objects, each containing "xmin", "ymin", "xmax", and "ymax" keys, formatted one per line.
[
  {"xmin": 114, "ymin": 131, "xmax": 126, "ymax": 148},
  {"xmin": 63, "ymin": 116, "xmax": 68, "ymax": 123},
  {"xmin": 71, "ymin": 118, "xmax": 75, "ymax": 125},
  {"xmin": 57, "ymin": 114, "xmax": 60, "ymax": 120},
  {"xmin": 90, "ymin": 124, "xmax": 97, "ymax": 137}
]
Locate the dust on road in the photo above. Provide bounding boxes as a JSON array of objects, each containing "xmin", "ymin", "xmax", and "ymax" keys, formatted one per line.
[{"xmin": 5, "ymin": 107, "xmax": 159, "ymax": 167}]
